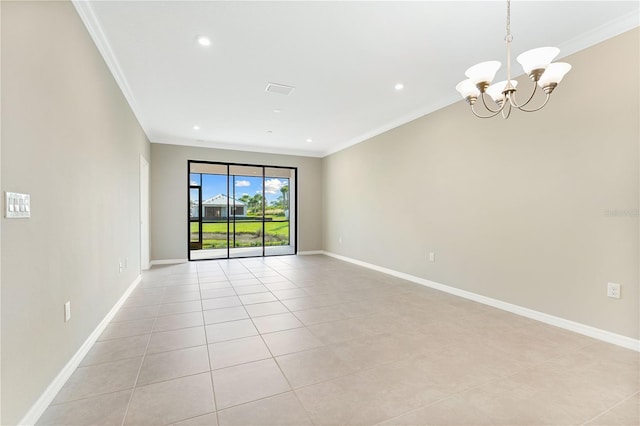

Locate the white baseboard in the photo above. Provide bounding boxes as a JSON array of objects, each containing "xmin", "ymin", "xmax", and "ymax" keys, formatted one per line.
[
  {"xmin": 150, "ymin": 258, "xmax": 188, "ymax": 265},
  {"xmin": 323, "ymin": 251, "xmax": 640, "ymax": 352},
  {"xmin": 18, "ymin": 275, "xmax": 142, "ymax": 426},
  {"xmin": 298, "ymin": 250, "xmax": 324, "ymax": 256}
]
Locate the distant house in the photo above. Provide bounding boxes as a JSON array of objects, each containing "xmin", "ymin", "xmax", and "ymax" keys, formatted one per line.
[{"xmin": 191, "ymin": 194, "xmax": 246, "ymax": 219}]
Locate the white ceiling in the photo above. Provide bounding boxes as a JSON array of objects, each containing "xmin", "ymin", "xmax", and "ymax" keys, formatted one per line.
[{"xmin": 74, "ymin": 1, "xmax": 639, "ymax": 158}]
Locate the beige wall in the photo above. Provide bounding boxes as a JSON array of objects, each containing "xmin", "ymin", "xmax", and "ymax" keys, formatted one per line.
[
  {"xmin": 150, "ymin": 144, "xmax": 323, "ymax": 261},
  {"xmin": 1, "ymin": 2, "xmax": 150, "ymax": 424},
  {"xmin": 323, "ymin": 29, "xmax": 639, "ymax": 339}
]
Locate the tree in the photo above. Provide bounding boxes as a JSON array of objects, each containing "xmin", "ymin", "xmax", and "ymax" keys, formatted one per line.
[
  {"xmin": 249, "ymin": 193, "xmax": 263, "ymax": 215},
  {"xmin": 280, "ymin": 185, "xmax": 289, "ymax": 217},
  {"xmin": 239, "ymin": 194, "xmax": 251, "ymax": 206}
]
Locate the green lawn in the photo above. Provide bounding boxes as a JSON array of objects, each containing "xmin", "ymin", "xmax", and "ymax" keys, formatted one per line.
[{"xmin": 190, "ymin": 218, "xmax": 290, "ymax": 248}]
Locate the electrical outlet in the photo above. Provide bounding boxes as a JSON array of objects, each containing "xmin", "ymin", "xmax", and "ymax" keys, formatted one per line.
[
  {"xmin": 429, "ymin": 252, "xmax": 435, "ymax": 262},
  {"xmin": 118, "ymin": 259, "xmax": 125, "ymax": 273},
  {"xmin": 64, "ymin": 301, "xmax": 71, "ymax": 322},
  {"xmin": 607, "ymin": 282, "xmax": 621, "ymax": 299}
]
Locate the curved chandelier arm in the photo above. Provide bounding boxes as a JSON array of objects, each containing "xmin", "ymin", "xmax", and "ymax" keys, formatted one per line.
[
  {"xmin": 516, "ymin": 92, "xmax": 551, "ymax": 112},
  {"xmin": 471, "ymin": 102, "xmax": 504, "ymax": 119},
  {"xmin": 480, "ymin": 92, "xmax": 503, "ymax": 114},
  {"xmin": 501, "ymin": 102, "xmax": 513, "ymax": 119},
  {"xmin": 508, "ymin": 80, "xmax": 538, "ymax": 109}
]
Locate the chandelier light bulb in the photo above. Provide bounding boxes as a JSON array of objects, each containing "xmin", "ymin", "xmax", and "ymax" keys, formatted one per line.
[
  {"xmin": 464, "ymin": 61, "xmax": 502, "ymax": 87},
  {"xmin": 456, "ymin": 79, "xmax": 480, "ymax": 100},
  {"xmin": 516, "ymin": 47, "xmax": 560, "ymax": 75},
  {"xmin": 538, "ymin": 62, "xmax": 572, "ymax": 88}
]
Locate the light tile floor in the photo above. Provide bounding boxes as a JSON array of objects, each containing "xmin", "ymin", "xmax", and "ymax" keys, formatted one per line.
[{"xmin": 39, "ymin": 255, "xmax": 639, "ymax": 425}]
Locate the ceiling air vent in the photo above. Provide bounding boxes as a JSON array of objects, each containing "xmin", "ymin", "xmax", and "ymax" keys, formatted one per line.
[{"xmin": 265, "ymin": 82, "xmax": 295, "ymax": 95}]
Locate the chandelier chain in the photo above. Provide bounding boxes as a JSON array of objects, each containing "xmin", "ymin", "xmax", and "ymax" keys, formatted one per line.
[
  {"xmin": 506, "ymin": 0, "xmax": 510, "ymax": 37},
  {"xmin": 505, "ymin": 0, "xmax": 512, "ymax": 42},
  {"xmin": 505, "ymin": 0, "xmax": 512, "ymax": 85}
]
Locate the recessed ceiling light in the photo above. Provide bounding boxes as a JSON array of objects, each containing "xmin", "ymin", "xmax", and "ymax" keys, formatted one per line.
[
  {"xmin": 306, "ymin": 138, "xmax": 313, "ymax": 143},
  {"xmin": 196, "ymin": 36, "xmax": 211, "ymax": 47},
  {"xmin": 273, "ymin": 109, "xmax": 281, "ymax": 113},
  {"xmin": 267, "ymin": 130, "xmax": 273, "ymax": 134},
  {"xmin": 394, "ymin": 83, "xmax": 404, "ymax": 91},
  {"xmin": 193, "ymin": 125, "xmax": 200, "ymax": 130}
]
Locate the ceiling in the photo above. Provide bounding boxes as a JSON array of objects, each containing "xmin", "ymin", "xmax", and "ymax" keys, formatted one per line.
[{"xmin": 74, "ymin": 1, "xmax": 639, "ymax": 158}]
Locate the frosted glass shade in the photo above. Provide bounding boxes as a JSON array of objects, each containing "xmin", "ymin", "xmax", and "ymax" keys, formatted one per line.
[
  {"xmin": 456, "ymin": 79, "xmax": 480, "ymax": 99},
  {"xmin": 538, "ymin": 62, "xmax": 572, "ymax": 87},
  {"xmin": 464, "ymin": 61, "xmax": 501, "ymax": 85},
  {"xmin": 486, "ymin": 80, "xmax": 518, "ymax": 102},
  {"xmin": 516, "ymin": 47, "xmax": 560, "ymax": 74}
]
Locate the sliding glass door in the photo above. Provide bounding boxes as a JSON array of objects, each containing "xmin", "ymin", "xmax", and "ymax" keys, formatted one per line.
[
  {"xmin": 188, "ymin": 161, "xmax": 296, "ymax": 260},
  {"xmin": 189, "ymin": 186, "xmax": 202, "ymax": 250},
  {"xmin": 264, "ymin": 167, "xmax": 294, "ymax": 256},
  {"xmin": 229, "ymin": 165, "xmax": 263, "ymax": 258},
  {"xmin": 189, "ymin": 163, "xmax": 230, "ymax": 260}
]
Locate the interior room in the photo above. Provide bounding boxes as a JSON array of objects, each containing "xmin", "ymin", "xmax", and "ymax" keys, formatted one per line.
[{"xmin": 1, "ymin": 1, "xmax": 638, "ymax": 425}]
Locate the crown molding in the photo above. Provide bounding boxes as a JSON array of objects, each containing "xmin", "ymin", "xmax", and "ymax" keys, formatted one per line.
[
  {"xmin": 73, "ymin": 1, "xmax": 638, "ymax": 159},
  {"xmin": 150, "ymin": 136, "xmax": 324, "ymax": 158},
  {"xmin": 558, "ymin": 9, "xmax": 639, "ymax": 60},
  {"xmin": 323, "ymin": 93, "xmax": 460, "ymax": 157},
  {"xmin": 72, "ymin": 1, "xmax": 151, "ymax": 140},
  {"xmin": 324, "ymin": 12, "xmax": 640, "ymax": 158}
]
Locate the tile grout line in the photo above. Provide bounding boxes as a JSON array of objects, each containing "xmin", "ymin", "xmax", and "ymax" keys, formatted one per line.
[
  {"xmin": 75, "ymin": 352, "xmax": 150, "ymax": 370},
  {"xmin": 580, "ymin": 389, "xmax": 639, "ymax": 425},
  {"xmin": 373, "ymin": 337, "xmax": 635, "ymax": 426},
  {"xmin": 270, "ymin": 275, "xmax": 587, "ymax": 424},
  {"xmin": 242, "ymin": 265, "xmax": 316, "ymax": 423},
  {"xmin": 252, "ymin": 261, "xmax": 384, "ymax": 424},
  {"xmin": 198, "ymin": 263, "xmax": 223, "ymax": 426},
  {"xmin": 248, "ymin": 260, "xmax": 318, "ymax": 424},
  {"xmin": 46, "ymin": 282, "xmax": 167, "ymax": 411},
  {"xmin": 119, "ymin": 283, "xmax": 163, "ymax": 426},
  {"xmin": 213, "ymin": 390, "xmax": 293, "ymax": 413}
]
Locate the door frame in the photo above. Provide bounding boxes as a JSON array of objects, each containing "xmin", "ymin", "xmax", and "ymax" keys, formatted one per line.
[
  {"xmin": 140, "ymin": 155, "xmax": 150, "ymax": 270},
  {"xmin": 189, "ymin": 185, "xmax": 203, "ymax": 250},
  {"xmin": 187, "ymin": 160, "xmax": 298, "ymax": 261}
]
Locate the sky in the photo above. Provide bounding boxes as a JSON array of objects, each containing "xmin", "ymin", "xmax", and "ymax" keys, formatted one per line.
[{"xmin": 190, "ymin": 173, "xmax": 288, "ymax": 206}]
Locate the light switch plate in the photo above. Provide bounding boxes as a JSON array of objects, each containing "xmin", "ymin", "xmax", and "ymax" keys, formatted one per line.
[{"xmin": 5, "ymin": 192, "xmax": 31, "ymax": 218}]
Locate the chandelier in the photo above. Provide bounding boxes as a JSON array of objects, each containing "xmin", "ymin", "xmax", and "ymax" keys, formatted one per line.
[{"xmin": 455, "ymin": 0, "xmax": 571, "ymax": 119}]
